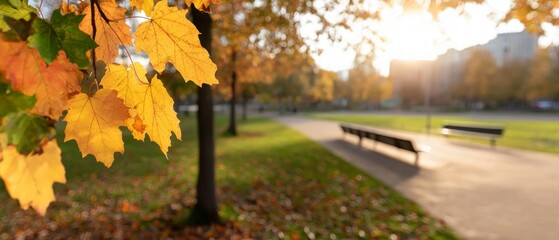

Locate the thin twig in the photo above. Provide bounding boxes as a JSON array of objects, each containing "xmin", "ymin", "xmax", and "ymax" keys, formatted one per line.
[
  {"xmin": 93, "ymin": 0, "xmax": 111, "ymax": 23},
  {"xmin": 110, "ymin": 16, "xmax": 151, "ymax": 21},
  {"xmin": 92, "ymin": 0, "xmax": 148, "ymax": 85},
  {"xmin": 90, "ymin": 0, "xmax": 99, "ymax": 92},
  {"xmin": 37, "ymin": 0, "xmax": 45, "ymax": 18}
]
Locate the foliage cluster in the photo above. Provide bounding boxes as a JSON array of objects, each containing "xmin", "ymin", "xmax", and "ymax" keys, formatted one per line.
[
  {"xmin": 456, "ymin": 47, "xmax": 559, "ymax": 107},
  {"xmin": 0, "ymin": 0, "xmax": 217, "ymax": 215}
]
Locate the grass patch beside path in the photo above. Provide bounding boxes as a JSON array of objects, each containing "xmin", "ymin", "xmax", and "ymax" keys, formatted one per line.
[
  {"xmin": 0, "ymin": 116, "xmax": 458, "ymax": 239},
  {"xmin": 307, "ymin": 113, "xmax": 559, "ymax": 154}
]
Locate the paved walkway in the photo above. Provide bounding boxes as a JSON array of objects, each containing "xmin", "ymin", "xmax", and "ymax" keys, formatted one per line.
[{"xmin": 275, "ymin": 116, "xmax": 559, "ymax": 240}]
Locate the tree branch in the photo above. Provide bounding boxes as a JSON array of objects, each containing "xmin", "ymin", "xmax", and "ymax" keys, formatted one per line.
[
  {"xmin": 93, "ymin": 0, "xmax": 111, "ymax": 23},
  {"xmin": 90, "ymin": 0, "xmax": 99, "ymax": 92}
]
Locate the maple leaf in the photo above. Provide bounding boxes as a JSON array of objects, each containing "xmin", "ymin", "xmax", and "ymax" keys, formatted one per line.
[
  {"xmin": 28, "ymin": 10, "xmax": 97, "ymax": 69},
  {"xmin": 1, "ymin": 112, "xmax": 53, "ymax": 155},
  {"xmin": 36, "ymin": 53, "xmax": 83, "ymax": 117},
  {"xmin": 0, "ymin": 0, "xmax": 35, "ymax": 32},
  {"xmin": 135, "ymin": 1, "xmax": 218, "ymax": 86},
  {"xmin": 0, "ymin": 82, "xmax": 35, "ymax": 118},
  {"xmin": 79, "ymin": 0, "xmax": 132, "ymax": 65},
  {"xmin": 0, "ymin": 140, "xmax": 66, "ymax": 216},
  {"xmin": 185, "ymin": 0, "xmax": 220, "ymax": 12},
  {"xmin": 135, "ymin": 77, "xmax": 181, "ymax": 156},
  {"xmin": 102, "ymin": 63, "xmax": 181, "ymax": 156},
  {"xmin": 0, "ymin": 40, "xmax": 82, "ymax": 119},
  {"xmin": 102, "ymin": 62, "xmax": 147, "ymax": 107},
  {"xmin": 64, "ymin": 89, "xmax": 130, "ymax": 167},
  {"xmin": 130, "ymin": 0, "xmax": 155, "ymax": 16},
  {"xmin": 0, "ymin": 40, "xmax": 41, "ymax": 89}
]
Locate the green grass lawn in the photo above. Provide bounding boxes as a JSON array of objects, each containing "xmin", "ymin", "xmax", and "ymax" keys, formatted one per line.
[
  {"xmin": 307, "ymin": 113, "xmax": 559, "ymax": 154},
  {"xmin": 0, "ymin": 115, "xmax": 458, "ymax": 239}
]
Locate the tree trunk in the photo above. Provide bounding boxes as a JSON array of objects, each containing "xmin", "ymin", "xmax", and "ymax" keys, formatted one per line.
[
  {"xmin": 189, "ymin": 6, "xmax": 220, "ymax": 225},
  {"xmin": 226, "ymin": 51, "xmax": 237, "ymax": 135}
]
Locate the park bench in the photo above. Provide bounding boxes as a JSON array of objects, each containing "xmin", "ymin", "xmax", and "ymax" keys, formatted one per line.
[
  {"xmin": 441, "ymin": 123, "xmax": 504, "ymax": 146},
  {"xmin": 340, "ymin": 124, "xmax": 425, "ymax": 165}
]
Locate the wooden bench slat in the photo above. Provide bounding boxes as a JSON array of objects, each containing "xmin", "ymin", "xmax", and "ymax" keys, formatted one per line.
[
  {"xmin": 340, "ymin": 123, "xmax": 422, "ymax": 165},
  {"xmin": 442, "ymin": 123, "xmax": 505, "ymax": 146},
  {"xmin": 442, "ymin": 124, "xmax": 503, "ymax": 135},
  {"xmin": 396, "ymin": 139, "xmax": 417, "ymax": 153}
]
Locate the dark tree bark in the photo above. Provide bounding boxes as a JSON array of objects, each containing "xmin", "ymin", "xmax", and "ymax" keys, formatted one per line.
[
  {"xmin": 189, "ymin": 6, "xmax": 220, "ymax": 225},
  {"xmin": 226, "ymin": 50, "xmax": 238, "ymax": 135}
]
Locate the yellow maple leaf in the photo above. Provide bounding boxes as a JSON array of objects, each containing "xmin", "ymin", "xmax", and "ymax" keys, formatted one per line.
[
  {"xmin": 0, "ymin": 40, "xmax": 82, "ymax": 119},
  {"xmin": 0, "ymin": 140, "xmax": 66, "ymax": 216},
  {"xmin": 185, "ymin": 0, "xmax": 219, "ymax": 12},
  {"xmin": 130, "ymin": 0, "xmax": 156, "ymax": 16},
  {"xmin": 135, "ymin": 1, "xmax": 218, "ymax": 86},
  {"xmin": 102, "ymin": 63, "xmax": 181, "ymax": 156},
  {"xmin": 135, "ymin": 77, "xmax": 181, "ymax": 156},
  {"xmin": 102, "ymin": 62, "xmax": 148, "ymax": 107},
  {"xmin": 79, "ymin": 0, "xmax": 132, "ymax": 65},
  {"xmin": 64, "ymin": 89, "xmax": 130, "ymax": 167}
]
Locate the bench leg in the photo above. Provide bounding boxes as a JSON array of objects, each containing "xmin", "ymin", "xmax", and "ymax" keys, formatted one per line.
[
  {"xmin": 414, "ymin": 153, "xmax": 419, "ymax": 166},
  {"xmin": 358, "ymin": 137, "xmax": 362, "ymax": 147}
]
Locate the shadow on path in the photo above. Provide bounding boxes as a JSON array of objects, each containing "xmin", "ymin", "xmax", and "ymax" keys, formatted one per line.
[{"xmin": 326, "ymin": 139, "xmax": 420, "ymax": 180}]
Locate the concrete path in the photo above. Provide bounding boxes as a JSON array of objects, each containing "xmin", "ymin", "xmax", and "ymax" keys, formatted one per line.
[{"xmin": 275, "ymin": 116, "xmax": 559, "ymax": 240}]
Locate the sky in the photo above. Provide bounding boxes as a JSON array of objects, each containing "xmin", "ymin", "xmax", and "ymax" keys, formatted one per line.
[{"xmin": 310, "ymin": 0, "xmax": 552, "ymax": 76}]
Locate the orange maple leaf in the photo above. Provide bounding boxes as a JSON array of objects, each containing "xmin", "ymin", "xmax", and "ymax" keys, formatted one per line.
[
  {"xmin": 79, "ymin": 0, "xmax": 132, "ymax": 65},
  {"xmin": 135, "ymin": 1, "xmax": 218, "ymax": 86},
  {"xmin": 0, "ymin": 40, "xmax": 82, "ymax": 119},
  {"xmin": 64, "ymin": 89, "xmax": 130, "ymax": 167},
  {"xmin": 0, "ymin": 140, "xmax": 66, "ymax": 216}
]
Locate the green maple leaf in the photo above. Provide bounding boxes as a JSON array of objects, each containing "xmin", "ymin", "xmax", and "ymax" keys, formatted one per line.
[
  {"xmin": 0, "ymin": 0, "xmax": 35, "ymax": 32},
  {"xmin": 28, "ymin": 10, "xmax": 97, "ymax": 69},
  {"xmin": 0, "ymin": 81, "xmax": 35, "ymax": 118},
  {"xmin": 1, "ymin": 112, "xmax": 53, "ymax": 155}
]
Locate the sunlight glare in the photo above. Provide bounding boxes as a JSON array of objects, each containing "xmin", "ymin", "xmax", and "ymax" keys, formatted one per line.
[{"xmin": 382, "ymin": 11, "xmax": 440, "ymax": 61}]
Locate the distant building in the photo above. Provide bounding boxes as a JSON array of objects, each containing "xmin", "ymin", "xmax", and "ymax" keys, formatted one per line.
[
  {"xmin": 430, "ymin": 48, "xmax": 469, "ymax": 104},
  {"xmin": 389, "ymin": 31, "xmax": 539, "ymax": 107},
  {"xmin": 480, "ymin": 31, "xmax": 538, "ymax": 66}
]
